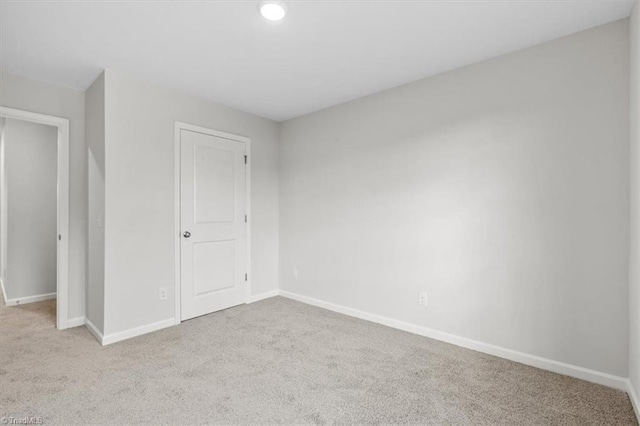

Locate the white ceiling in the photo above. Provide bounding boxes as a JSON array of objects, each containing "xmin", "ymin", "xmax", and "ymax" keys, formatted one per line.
[{"xmin": 0, "ymin": 0, "xmax": 635, "ymax": 122}]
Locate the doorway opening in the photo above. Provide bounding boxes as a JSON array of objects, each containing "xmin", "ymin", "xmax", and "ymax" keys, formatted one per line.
[{"xmin": 0, "ymin": 106, "xmax": 70, "ymax": 330}]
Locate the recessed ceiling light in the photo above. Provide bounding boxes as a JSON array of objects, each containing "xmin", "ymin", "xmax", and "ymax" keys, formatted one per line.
[{"xmin": 259, "ymin": 1, "xmax": 287, "ymax": 21}]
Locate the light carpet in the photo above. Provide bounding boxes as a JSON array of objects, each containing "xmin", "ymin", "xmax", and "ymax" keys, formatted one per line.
[{"xmin": 0, "ymin": 294, "xmax": 637, "ymax": 425}]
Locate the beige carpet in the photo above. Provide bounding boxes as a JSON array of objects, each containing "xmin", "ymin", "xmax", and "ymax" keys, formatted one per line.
[{"xmin": 0, "ymin": 294, "xmax": 637, "ymax": 425}]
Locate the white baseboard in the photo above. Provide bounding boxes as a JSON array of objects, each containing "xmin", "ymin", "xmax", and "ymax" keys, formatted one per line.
[
  {"xmin": 628, "ymin": 379, "xmax": 640, "ymax": 421},
  {"xmin": 65, "ymin": 316, "xmax": 85, "ymax": 328},
  {"xmin": 88, "ymin": 289, "xmax": 279, "ymax": 345},
  {"xmin": 84, "ymin": 318, "xmax": 104, "ymax": 344},
  {"xmin": 92, "ymin": 289, "xmax": 280, "ymax": 344},
  {"xmin": 85, "ymin": 290, "xmax": 280, "ymax": 346},
  {"xmin": 248, "ymin": 289, "xmax": 279, "ymax": 303},
  {"xmin": 279, "ymin": 290, "xmax": 628, "ymax": 391},
  {"xmin": 101, "ymin": 318, "xmax": 176, "ymax": 346},
  {"xmin": 4, "ymin": 292, "xmax": 55, "ymax": 306}
]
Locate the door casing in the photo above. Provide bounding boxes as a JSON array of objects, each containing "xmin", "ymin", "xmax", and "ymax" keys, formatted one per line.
[{"xmin": 173, "ymin": 121, "xmax": 251, "ymax": 324}]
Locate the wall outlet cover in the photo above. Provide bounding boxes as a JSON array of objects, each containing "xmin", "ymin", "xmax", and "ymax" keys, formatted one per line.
[{"xmin": 419, "ymin": 291, "xmax": 428, "ymax": 307}]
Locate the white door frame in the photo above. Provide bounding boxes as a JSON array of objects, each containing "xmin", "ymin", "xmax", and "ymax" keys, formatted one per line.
[
  {"xmin": 0, "ymin": 106, "xmax": 71, "ymax": 330},
  {"xmin": 173, "ymin": 121, "xmax": 251, "ymax": 324}
]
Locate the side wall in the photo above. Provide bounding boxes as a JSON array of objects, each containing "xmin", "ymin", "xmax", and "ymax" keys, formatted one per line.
[
  {"xmin": 280, "ymin": 20, "xmax": 630, "ymax": 377},
  {"xmin": 102, "ymin": 70, "xmax": 279, "ymax": 336},
  {"xmin": 0, "ymin": 72, "xmax": 86, "ymax": 319},
  {"xmin": 85, "ymin": 73, "xmax": 106, "ymax": 333},
  {"xmin": 3, "ymin": 119, "xmax": 57, "ymax": 300},
  {"xmin": 628, "ymin": 0, "xmax": 640, "ymax": 413}
]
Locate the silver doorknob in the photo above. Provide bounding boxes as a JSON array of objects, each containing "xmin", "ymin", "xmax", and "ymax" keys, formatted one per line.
[{"xmin": 183, "ymin": 231, "xmax": 191, "ymax": 238}]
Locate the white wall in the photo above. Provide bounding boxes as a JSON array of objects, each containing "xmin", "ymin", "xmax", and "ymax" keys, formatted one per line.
[
  {"xmin": 0, "ymin": 72, "xmax": 86, "ymax": 318},
  {"xmin": 629, "ymin": 0, "xmax": 640, "ymax": 406},
  {"xmin": 1, "ymin": 119, "xmax": 57, "ymax": 300},
  {"xmin": 280, "ymin": 20, "xmax": 630, "ymax": 377},
  {"xmin": 100, "ymin": 69, "xmax": 279, "ymax": 336},
  {"xmin": 85, "ymin": 73, "xmax": 105, "ymax": 332}
]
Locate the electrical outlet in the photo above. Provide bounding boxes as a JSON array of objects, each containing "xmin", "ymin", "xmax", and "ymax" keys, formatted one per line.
[
  {"xmin": 159, "ymin": 287, "xmax": 168, "ymax": 300},
  {"xmin": 293, "ymin": 268, "xmax": 298, "ymax": 280},
  {"xmin": 419, "ymin": 291, "xmax": 428, "ymax": 307}
]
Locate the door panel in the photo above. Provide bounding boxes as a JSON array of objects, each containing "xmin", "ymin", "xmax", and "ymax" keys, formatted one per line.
[
  {"xmin": 193, "ymin": 240, "xmax": 235, "ymax": 296},
  {"xmin": 194, "ymin": 146, "xmax": 235, "ymax": 223},
  {"xmin": 180, "ymin": 128, "xmax": 247, "ymax": 321}
]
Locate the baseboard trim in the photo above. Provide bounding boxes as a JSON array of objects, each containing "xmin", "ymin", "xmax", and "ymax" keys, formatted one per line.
[
  {"xmin": 84, "ymin": 318, "xmax": 104, "ymax": 344},
  {"xmin": 4, "ymin": 292, "xmax": 56, "ymax": 306},
  {"xmin": 66, "ymin": 316, "xmax": 85, "ymax": 328},
  {"xmin": 248, "ymin": 289, "xmax": 279, "ymax": 303},
  {"xmin": 101, "ymin": 318, "xmax": 176, "ymax": 346},
  {"xmin": 628, "ymin": 380, "xmax": 640, "ymax": 421},
  {"xmin": 87, "ymin": 291, "xmax": 280, "ymax": 345},
  {"xmin": 279, "ymin": 290, "xmax": 628, "ymax": 391}
]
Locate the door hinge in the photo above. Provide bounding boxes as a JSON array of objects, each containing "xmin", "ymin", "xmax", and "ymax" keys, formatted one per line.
[
  {"xmin": 58, "ymin": 234, "xmax": 61, "ymax": 241},
  {"xmin": 245, "ymin": 273, "xmax": 248, "ymax": 281},
  {"xmin": 244, "ymin": 155, "xmax": 247, "ymax": 164},
  {"xmin": 244, "ymin": 214, "xmax": 247, "ymax": 223}
]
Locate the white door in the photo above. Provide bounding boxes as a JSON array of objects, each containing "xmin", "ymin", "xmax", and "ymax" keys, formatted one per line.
[{"xmin": 180, "ymin": 128, "xmax": 248, "ymax": 321}]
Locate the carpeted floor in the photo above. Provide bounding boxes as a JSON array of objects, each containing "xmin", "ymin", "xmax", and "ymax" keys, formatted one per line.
[{"xmin": 0, "ymin": 294, "xmax": 637, "ymax": 425}]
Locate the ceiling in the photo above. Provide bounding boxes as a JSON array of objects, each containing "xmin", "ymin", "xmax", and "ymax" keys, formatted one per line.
[{"xmin": 0, "ymin": 0, "xmax": 635, "ymax": 122}]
